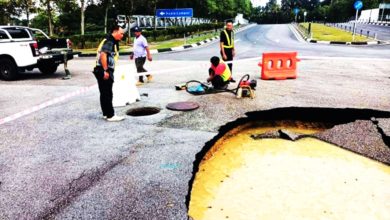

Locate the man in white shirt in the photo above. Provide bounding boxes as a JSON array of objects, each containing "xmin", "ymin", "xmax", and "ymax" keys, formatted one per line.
[{"xmin": 130, "ymin": 27, "xmax": 152, "ymax": 85}]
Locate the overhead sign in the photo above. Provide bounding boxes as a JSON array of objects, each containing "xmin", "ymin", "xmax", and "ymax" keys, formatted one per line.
[
  {"xmin": 354, "ymin": 1, "xmax": 363, "ymax": 10},
  {"xmin": 156, "ymin": 8, "xmax": 193, "ymax": 18},
  {"xmin": 293, "ymin": 8, "xmax": 300, "ymax": 15}
]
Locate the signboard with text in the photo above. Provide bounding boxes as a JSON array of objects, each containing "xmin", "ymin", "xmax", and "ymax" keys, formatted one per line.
[{"xmin": 156, "ymin": 8, "xmax": 193, "ymax": 18}]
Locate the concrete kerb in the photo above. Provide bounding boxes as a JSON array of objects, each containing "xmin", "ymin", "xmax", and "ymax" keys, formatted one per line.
[
  {"xmin": 291, "ymin": 23, "xmax": 383, "ymax": 46},
  {"xmin": 76, "ymin": 24, "xmax": 256, "ymax": 58},
  {"xmin": 356, "ymin": 21, "xmax": 390, "ymax": 26}
]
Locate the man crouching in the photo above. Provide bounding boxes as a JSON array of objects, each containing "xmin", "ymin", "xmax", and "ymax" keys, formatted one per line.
[{"xmin": 207, "ymin": 56, "xmax": 232, "ymax": 89}]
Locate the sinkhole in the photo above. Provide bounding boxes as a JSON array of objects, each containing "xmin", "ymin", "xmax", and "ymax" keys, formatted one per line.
[
  {"xmin": 187, "ymin": 108, "xmax": 390, "ymax": 220},
  {"xmin": 126, "ymin": 107, "xmax": 160, "ymax": 117}
]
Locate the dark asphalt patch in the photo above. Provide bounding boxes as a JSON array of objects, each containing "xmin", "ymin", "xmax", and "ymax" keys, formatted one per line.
[{"xmin": 372, "ymin": 118, "xmax": 390, "ymax": 147}]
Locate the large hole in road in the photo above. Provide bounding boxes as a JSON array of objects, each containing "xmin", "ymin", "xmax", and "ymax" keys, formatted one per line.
[
  {"xmin": 126, "ymin": 107, "xmax": 160, "ymax": 117},
  {"xmin": 187, "ymin": 107, "xmax": 390, "ymax": 220}
]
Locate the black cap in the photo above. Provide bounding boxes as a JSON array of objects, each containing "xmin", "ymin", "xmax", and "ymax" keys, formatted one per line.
[{"xmin": 133, "ymin": 26, "xmax": 142, "ymax": 32}]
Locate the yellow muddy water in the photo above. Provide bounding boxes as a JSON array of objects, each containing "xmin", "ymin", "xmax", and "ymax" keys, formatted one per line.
[{"xmin": 188, "ymin": 122, "xmax": 390, "ymax": 220}]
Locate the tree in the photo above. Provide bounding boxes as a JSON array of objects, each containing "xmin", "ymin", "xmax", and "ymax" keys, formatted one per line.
[
  {"xmin": 103, "ymin": 0, "xmax": 111, "ymax": 33},
  {"xmin": 56, "ymin": 0, "xmax": 79, "ymax": 35},
  {"xmin": 236, "ymin": 0, "xmax": 252, "ymax": 17},
  {"xmin": 84, "ymin": 4, "xmax": 105, "ymax": 32},
  {"xmin": 80, "ymin": 0, "xmax": 86, "ymax": 35},
  {"xmin": 30, "ymin": 11, "xmax": 49, "ymax": 32},
  {"xmin": 39, "ymin": 0, "xmax": 55, "ymax": 36},
  {"xmin": 0, "ymin": 0, "xmax": 22, "ymax": 25},
  {"xmin": 18, "ymin": 0, "xmax": 36, "ymax": 26}
]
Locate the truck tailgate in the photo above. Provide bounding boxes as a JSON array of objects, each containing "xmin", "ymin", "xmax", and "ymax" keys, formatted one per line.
[{"xmin": 37, "ymin": 39, "xmax": 67, "ymax": 50}]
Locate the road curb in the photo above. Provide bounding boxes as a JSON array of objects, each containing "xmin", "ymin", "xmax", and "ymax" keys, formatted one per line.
[
  {"xmin": 292, "ymin": 23, "xmax": 383, "ymax": 46},
  {"xmin": 308, "ymin": 39, "xmax": 382, "ymax": 45},
  {"xmin": 75, "ymin": 24, "xmax": 255, "ymax": 58},
  {"xmin": 355, "ymin": 21, "xmax": 390, "ymax": 26}
]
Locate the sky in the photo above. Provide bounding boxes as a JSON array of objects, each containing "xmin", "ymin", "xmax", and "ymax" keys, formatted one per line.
[
  {"xmin": 251, "ymin": 0, "xmax": 266, "ymax": 7},
  {"xmin": 251, "ymin": 0, "xmax": 282, "ymax": 7}
]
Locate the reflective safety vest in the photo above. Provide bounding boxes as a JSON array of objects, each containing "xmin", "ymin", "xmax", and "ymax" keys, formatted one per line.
[
  {"xmin": 223, "ymin": 30, "xmax": 234, "ymax": 49},
  {"xmin": 211, "ymin": 61, "xmax": 231, "ymax": 82},
  {"xmin": 95, "ymin": 38, "xmax": 119, "ymax": 66}
]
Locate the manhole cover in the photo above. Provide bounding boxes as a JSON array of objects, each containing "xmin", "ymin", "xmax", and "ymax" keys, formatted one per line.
[
  {"xmin": 126, "ymin": 107, "xmax": 160, "ymax": 117},
  {"xmin": 166, "ymin": 101, "xmax": 199, "ymax": 111}
]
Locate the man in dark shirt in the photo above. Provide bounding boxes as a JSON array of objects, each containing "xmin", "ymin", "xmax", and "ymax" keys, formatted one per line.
[
  {"xmin": 220, "ymin": 19, "xmax": 235, "ymax": 82},
  {"xmin": 94, "ymin": 25, "xmax": 125, "ymax": 122}
]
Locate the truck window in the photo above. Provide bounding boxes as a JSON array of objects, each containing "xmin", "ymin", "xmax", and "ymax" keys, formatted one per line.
[
  {"xmin": 3, "ymin": 28, "xmax": 30, "ymax": 39},
  {"xmin": 0, "ymin": 30, "xmax": 10, "ymax": 40},
  {"xmin": 30, "ymin": 29, "xmax": 49, "ymax": 40}
]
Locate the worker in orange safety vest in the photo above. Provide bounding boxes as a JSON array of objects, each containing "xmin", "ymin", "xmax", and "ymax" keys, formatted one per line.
[{"xmin": 207, "ymin": 56, "xmax": 232, "ymax": 89}]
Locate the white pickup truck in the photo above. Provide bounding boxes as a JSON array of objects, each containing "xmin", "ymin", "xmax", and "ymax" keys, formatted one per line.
[{"xmin": 0, "ymin": 26, "xmax": 74, "ymax": 80}]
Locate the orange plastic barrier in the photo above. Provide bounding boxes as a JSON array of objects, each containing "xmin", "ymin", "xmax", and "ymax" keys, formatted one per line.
[{"xmin": 258, "ymin": 52, "xmax": 300, "ymax": 80}]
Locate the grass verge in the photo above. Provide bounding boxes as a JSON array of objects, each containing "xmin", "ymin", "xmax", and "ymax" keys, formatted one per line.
[{"xmin": 300, "ymin": 23, "xmax": 369, "ymax": 42}]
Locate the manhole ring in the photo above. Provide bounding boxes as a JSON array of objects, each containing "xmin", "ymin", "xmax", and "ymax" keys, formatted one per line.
[
  {"xmin": 166, "ymin": 101, "xmax": 199, "ymax": 111},
  {"xmin": 126, "ymin": 107, "xmax": 160, "ymax": 117}
]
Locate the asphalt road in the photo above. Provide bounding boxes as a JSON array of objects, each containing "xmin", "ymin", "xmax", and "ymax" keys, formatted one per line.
[
  {"xmin": 152, "ymin": 24, "xmax": 390, "ymax": 61},
  {"xmin": 0, "ymin": 24, "xmax": 389, "ymax": 219}
]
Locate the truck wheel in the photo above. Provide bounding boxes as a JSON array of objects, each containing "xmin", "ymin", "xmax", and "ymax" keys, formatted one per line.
[
  {"xmin": 0, "ymin": 58, "xmax": 18, "ymax": 80},
  {"xmin": 39, "ymin": 62, "xmax": 58, "ymax": 75}
]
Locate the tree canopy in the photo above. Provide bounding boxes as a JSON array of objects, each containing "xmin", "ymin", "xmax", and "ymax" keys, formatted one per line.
[
  {"xmin": 1, "ymin": 0, "xmax": 252, "ymax": 35},
  {"xmin": 251, "ymin": 0, "xmax": 389, "ymax": 24},
  {"xmin": 1, "ymin": 0, "xmax": 388, "ymax": 35}
]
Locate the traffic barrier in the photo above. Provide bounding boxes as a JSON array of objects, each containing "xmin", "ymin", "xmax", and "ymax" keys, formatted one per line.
[
  {"xmin": 258, "ymin": 51, "xmax": 300, "ymax": 80},
  {"xmin": 112, "ymin": 64, "xmax": 140, "ymax": 107}
]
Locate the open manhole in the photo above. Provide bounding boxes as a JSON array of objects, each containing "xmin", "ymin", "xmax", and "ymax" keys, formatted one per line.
[
  {"xmin": 187, "ymin": 108, "xmax": 390, "ymax": 220},
  {"xmin": 126, "ymin": 107, "xmax": 160, "ymax": 117}
]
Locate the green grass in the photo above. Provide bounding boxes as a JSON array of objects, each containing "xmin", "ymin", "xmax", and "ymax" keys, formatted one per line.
[
  {"xmin": 149, "ymin": 40, "xmax": 184, "ymax": 50},
  {"xmin": 187, "ymin": 32, "xmax": 218, "ymax": 44},
  {"xmin": 74, "ymin": 32, "xmax": 219, "ymax": 53},
  {"xmin": 300, "ymin": 23, "xmax": 370, "ymax": 42},
  {"xmin": 147, "ymin": 32, "xmax": 218, "ymax": 49}
]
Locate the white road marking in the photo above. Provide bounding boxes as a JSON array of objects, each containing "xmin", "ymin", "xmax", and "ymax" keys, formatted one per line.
[{"xmin": 0, "ymin": 84, "xmax": 98, "ymax": 125}]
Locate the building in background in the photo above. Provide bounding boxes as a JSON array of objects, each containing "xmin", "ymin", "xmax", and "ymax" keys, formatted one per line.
[{"xmin": 358, "ymin": 3, "xmax": 390, "ymax": 22}]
